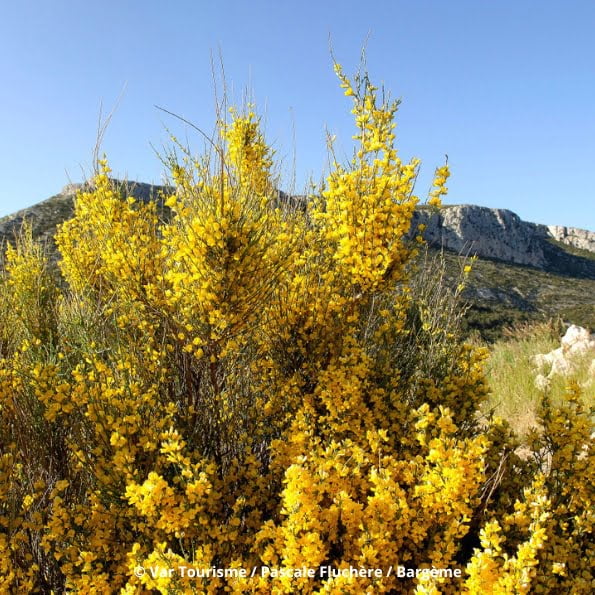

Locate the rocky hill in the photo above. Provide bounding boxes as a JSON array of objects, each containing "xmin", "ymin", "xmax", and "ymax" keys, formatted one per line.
[
  {"xmin": 0, "ymin": 181, "xmax": 172, "ymax": 255},
  {"xmin": 1, "ymin": 181, "xmax": 594, "ymax": 340},
  {"xmin": 412, "ymin": 205, "xmax": 595, "ymax": 276}
]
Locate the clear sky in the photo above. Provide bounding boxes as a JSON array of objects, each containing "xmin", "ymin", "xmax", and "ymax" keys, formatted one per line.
[{"xmin": 1, "ymin": 0, "xmax": 594, "ymax": 230}]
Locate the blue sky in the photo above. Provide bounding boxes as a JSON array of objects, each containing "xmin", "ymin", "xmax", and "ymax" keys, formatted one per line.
[{"xmin": 1, "ymin": 0, "xmax": 594, "ymax": 230}]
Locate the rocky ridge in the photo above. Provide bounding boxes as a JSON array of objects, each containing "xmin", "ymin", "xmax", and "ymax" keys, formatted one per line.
[
  {"xmin": 1, "ymin": 181, "xmax": 594, "ymax": 338},
  {"xmin": 411, "ymin": 205, "xmax": 595, "ymax": 275},
  {"xmin": 546, "ymin": 225, "xmax": 595, "ymax": 253},
  {"xmin": 2, "ymin": 183, "xmax": 594, "ymax": 271}
]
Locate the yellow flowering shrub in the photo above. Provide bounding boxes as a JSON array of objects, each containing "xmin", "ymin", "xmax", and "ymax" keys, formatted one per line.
[{"xmin": 0, "ymin": 61, "xmax": 592, "ymax": 594}]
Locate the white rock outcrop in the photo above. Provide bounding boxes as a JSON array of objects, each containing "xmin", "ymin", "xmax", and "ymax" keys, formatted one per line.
[
  {"xmin": 547, "ymin": 225, "xmax": 595, "ymax": 253},
  {"xmin": 411, "ymin": 205, "xmax": 595, "ymax": 269},
  {"xmin": 533, "ymin": 325, "xmax": 595, "ymax": 389},
  {"xmin": 413, "ymin": 205, "xmax": 549, "ymax": 267}
]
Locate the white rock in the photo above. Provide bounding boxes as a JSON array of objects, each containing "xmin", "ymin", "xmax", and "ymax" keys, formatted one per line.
[
  {"xmin": 533, "ymin": 325, "xmax": 595, "ymax": 382},
  {"xmin": 561, "ymin": 324, "xmax": 595, "ymax": 355},
  {"xmin": 547, "ymin": 225, "xmax": 595, "ymax": 253},
  {"xmin": 534, "ymin": 374, "xmax": 550, "ymax": 391},
  {"xmin": 550, "ymin": 353, "xmax": 573, "ymax": 376}
]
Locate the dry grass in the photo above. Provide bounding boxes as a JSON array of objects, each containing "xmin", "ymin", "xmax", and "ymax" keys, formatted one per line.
[{"xmin": 482, "ymin": 320, "xmax": 595, "ymax": 437}]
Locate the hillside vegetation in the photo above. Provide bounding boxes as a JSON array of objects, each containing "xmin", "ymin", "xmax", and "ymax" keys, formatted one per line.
[
  {"xmin": 457, "ymin": 249, "xmax": 595, "ymax": 341},
  {"xmin": 0, "ymin": 63, "xmax": 593, "ymax": 593}
]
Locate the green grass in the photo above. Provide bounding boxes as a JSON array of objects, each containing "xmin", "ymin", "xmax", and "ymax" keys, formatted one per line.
[{"xmin": 546, "ymin": 237, "xmax": 595, "ymax": 262}]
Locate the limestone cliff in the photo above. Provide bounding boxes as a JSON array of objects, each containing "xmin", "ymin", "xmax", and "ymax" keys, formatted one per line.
[
  {"xmin": 547, "ymin": 225, "xmax": 595, "ymax": 253},
  {"xmin": 411, "ymin": 205, "xmax": 595, "ymax": 277}
]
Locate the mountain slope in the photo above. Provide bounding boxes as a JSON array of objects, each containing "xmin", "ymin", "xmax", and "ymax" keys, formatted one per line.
[{"xmin": 1, "ymin": 181, "xmax": 593, "ymax": 340}]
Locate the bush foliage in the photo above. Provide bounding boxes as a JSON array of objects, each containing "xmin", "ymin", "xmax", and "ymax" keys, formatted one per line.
[{"xmin": 0, "ymin": 63, "xmax": 593, "ymax": 593}]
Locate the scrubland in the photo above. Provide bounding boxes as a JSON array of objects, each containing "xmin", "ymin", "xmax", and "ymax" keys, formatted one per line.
[{"xmin": 0, "ymin": 62, "xmax": 592, "ymax": 593}]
